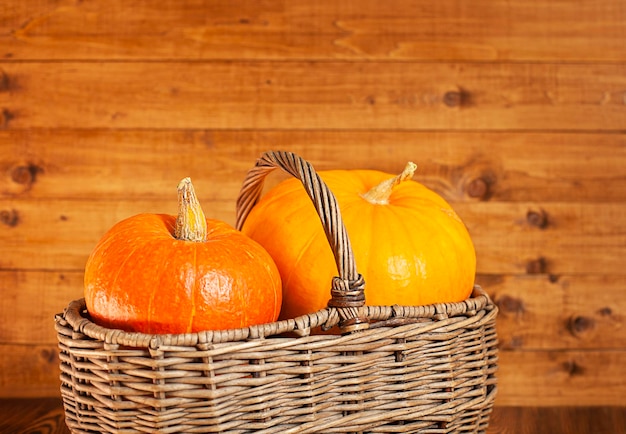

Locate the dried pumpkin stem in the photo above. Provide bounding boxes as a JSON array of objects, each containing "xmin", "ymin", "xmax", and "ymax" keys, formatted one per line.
[
  {"xmin": 175, "ymin": 177, "xmax": 207, "ymax": 242},
  {"xmin": 361, "ymin": 162, "xmax": 417, "ymax": 205}
]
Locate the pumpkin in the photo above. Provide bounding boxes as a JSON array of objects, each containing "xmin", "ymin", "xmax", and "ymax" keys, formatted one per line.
[
  {"xmin": 84, "ymin": 178, "xmax": 282, "ymax": 334},
  {"xmin": 240, "ymin": 163, "xmax": 476, "ymax": 320}
]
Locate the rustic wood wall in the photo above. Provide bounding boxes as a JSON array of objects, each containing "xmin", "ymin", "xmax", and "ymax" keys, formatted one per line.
[{"xmin": 1, "ymin": 1, "xmax": 625, "ymax": 405}]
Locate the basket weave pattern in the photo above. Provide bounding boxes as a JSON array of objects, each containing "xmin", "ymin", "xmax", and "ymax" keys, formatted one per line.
[{"xmin": 56, "ymin": 151, "xmax": 498, "ymax": 433}]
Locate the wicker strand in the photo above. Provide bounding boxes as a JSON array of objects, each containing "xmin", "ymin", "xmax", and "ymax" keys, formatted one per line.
[{"xmin": 235, "ymin": 150, "xmax": 367, "ymax": 332}]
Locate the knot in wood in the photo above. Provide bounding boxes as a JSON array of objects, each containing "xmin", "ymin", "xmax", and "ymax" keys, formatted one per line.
[
  {"xmin": 526, "ymin": 257, "xmax": 547, "ymax": 274},
  {"xmin": 1, "ymin": 108, "xmax": 14, "ymax": 128},
  {"xmin": 10, "ymin": 163, "xmax": 42, "ymax": 186},
  {"xmin": 567, "ymin": 315, "xmax": 595, "ymax": 336},
  {"xmin": 0, "ymin": 209, "xmax": 20, "ymax": 227},
  {"xmin": 466, "ymin": 177, "xmax": 490, "ymax": 200},
  {"xmin": 443, "ymin": 90, "xmax": 462, "ymax": 107},
  {"xmin": 496, "ymin": 295, "xmax": 525, "ymax": 315},
  {"xmin": 527, "ymin": 209, "xmax": 549, "ymax": 229},
  {"xmin": 598, "ymin": 307, "xmax": 613, "ymax": 317},
  {"xmin": 562, "ymin": 359, "xmax": 586, "ymax": 377},
  {"xmin": 0, "ymin": 69, "xmax": 9, "ymax": 92}
]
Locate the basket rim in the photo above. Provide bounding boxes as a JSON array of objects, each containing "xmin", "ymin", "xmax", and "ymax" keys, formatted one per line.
[{"xmin": 57, "ymin": 285, "xmax": 495, "ymax": 349}]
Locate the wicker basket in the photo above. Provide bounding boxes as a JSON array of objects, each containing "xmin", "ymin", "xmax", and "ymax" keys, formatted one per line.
[{"xmin": 55, "ymin": 151, "xmax": 498, "ymax": 433}]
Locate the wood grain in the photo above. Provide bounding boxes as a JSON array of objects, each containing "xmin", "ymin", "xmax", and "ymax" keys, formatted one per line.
[
  {"xmin": 0, "ymin": 270, "xmax": 82, "ymax": 344},
  {"xmin": 2, "ymin": 270, "xmax": 624, "ymax": 350},
  {"xmin": 0, "ymin": 398, "xmax": 67, "ymax": 434},
  {"xmin": 479, "ymin": 274, "xmax": 626, "ymax": 350},
  {"xmin": 488, "ymin": 407, "xmax": 626, "ymax": 434},
  {"xmin": 460, "ymin": 202, "xmax": 626, "ymax": 275},
  {"xmin": 1, "ymin": 400, "xmax": 626, "ymax": 434},
  {"xmin": 1, "ymin": 199, "xmax": 623, "ymax": 274},
  {"xmin": 2, "ymin": 130, "xmax": 625, "ymax": 202},
  {"xmin": 1, "ymin": 63, "xmax": 625, "ymax": 130},
  {"xmin": 0, "ymin": 344, "xmax": 61, "ymax": 398},
  {"xmin": 496, "ymin": 350, "xmax": 626, "ymax": 406},
  {"xmin": 2, "ymin": 0, "xmax": 625, "ymax": 61}
]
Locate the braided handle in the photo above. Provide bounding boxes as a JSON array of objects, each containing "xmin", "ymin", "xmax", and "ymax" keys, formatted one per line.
[{"xmin": 235, "ymin": 151, "xmax": 368, "ymax": 332}]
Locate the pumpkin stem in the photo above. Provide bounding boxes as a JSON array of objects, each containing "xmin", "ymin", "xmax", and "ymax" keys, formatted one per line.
[
  {"xmin": 361, "ymin": 162, "xmax": 417, "ymax": 205},
  {"xmin": 175, "ymin": 177, "xmax": 207, "ymax": 242}
]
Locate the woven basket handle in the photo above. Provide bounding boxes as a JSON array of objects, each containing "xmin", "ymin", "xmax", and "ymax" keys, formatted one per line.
[{"xmin": 235, "ymin": 151, "xmax": 369, "ymax": 333}]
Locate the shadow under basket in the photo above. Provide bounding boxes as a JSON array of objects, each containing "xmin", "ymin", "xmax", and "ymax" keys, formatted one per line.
[{"xmin": 55, "ymin": 151, "xmax": 498, "ymax": 433}]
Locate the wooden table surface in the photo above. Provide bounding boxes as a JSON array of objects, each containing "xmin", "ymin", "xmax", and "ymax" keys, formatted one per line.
[{"xmin": 1, "ymin": 398, "xmax": 625, "ymax": 434}]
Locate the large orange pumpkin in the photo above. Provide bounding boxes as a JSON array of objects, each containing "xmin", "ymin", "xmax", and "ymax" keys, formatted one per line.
[
  {"xmin": 240, "ymin": 163, "xmax": 476, "ymax": 320},
  {"xmin": 84, "ymin": 178, "xmax": 282, "ymax": 334}
]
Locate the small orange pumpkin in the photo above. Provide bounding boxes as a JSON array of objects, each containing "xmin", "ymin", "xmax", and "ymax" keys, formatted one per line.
[
  {"xmin": 240, "ymin": 163, "xmax": 476, "ymax": 320},
  {"xmin": 84, "ymin": 178, "xmax": 282, "ymax": 334}
]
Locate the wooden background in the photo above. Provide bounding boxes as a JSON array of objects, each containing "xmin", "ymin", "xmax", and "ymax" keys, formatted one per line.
[{"xmin": 1, "ymin": 1, "xmax": 625, "ymax": 407}]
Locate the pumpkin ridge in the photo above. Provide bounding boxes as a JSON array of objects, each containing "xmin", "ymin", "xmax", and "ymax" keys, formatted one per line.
[
  {"xmin": 191, "ymin": 243, "xmax": 200, "ymax": 333},
  {"xmin": 127, "ymin": 239, "xmax": 172, "ymax": 333},
  {"xmin": 278, "ymin": 219, "xmax": 334, "ymax": 319},
  {"xmin": 147, "ymin": 242, "xmax": 163, "ymax": 333},
  {"xmin": 84, "ymin": 217, "xmax": 149, "ymax": 267},
  {"xmin": 434, "ymin": 207, "xmax": 476, "ymax": 300},
  {"xmin": 284, "ymin": 223, "xmax": 331, "ymax": 291},
  {"xmin": 146, "ymin": 240, "xmax": 177, "ymax": 333},
  {"xmin": 374, "ymin": 203, "xmax": 417, "ymax": 297},
  {"xmin": 271, "ymin": 264, "xmax": 279, "ymax": 321},
  {"xmin": 107, "ymin": 241, "xmax": 146, "ymax": 303},
  {"xmin": 388, "ymin": 204, "xmax": 427, "ymax": 282},
  {"xmin": 90, "ymin": 239, "xmax": 153, "ymax": 332},
  {"xmin": 404, "ymin": 202, "xmax": 473, "ymax": 302}
]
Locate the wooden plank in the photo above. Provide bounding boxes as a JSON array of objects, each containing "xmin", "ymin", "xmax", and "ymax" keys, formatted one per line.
[
  {"xmin": 2, "ymin": 0, "xmax": 625, "ymax": 62},
  {"xmin": 1, "ymin": 63, "xmax": 625, "ymax": 130},
  {"xmin": 0, "ymin": 270, "xmax": 82, "ymax": 344},
  {"xmin": 488, "ymin": 407, "xmax": 626, "ymax": 434},
  {"xmin": 2, "ymin": 130, "xmax": 625, "ymax": 202},
  {"xmin": 2, "ymin": 341, "xmax": 625, "ymax": 406},
  {"xmin": 496, "ymin": 350, "xmax": 626, "ymax": 406},
  {"xmin": 459, "ymin": 202, "xmax": 626, "ymax": 275},
  {"xmin": 2, "ymin": 270, "xmax": 625, "ymax": 350},
  {"xmin": 0, "ymin": 398, "xmax": 67, "ymax": 434},
  {"xmin": 1, "ymin": 198, "xmax": 623, "ymax": 274},
  {"xmin": 0, "ymin": 344, "xmax": 61, "ymax": 398},
  {"xmin": 478, "ymin": 274, "xmax": 626, "ymax": 350},
  {"xmin": 3, "ymin": 399, "xmax": 626, "ymax": 434}
]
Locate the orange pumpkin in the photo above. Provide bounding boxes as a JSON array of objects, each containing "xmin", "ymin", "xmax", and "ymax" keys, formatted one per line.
[
  {"xmin": 84, "ymin": 178, "xmax": 282, "ymax": 334},
  {"xmin": 240, "ymin": 163, "xmax": 476, "ymax": 320}
]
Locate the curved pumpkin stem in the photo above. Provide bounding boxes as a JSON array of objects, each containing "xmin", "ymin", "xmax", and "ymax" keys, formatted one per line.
[
  {"xmin": 361, "ymin": 162, "xmax": 417, "ymax": 205},
  {"xmin": 175, "ymin": 177, "xmax": 207, "ymax": 242}
]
